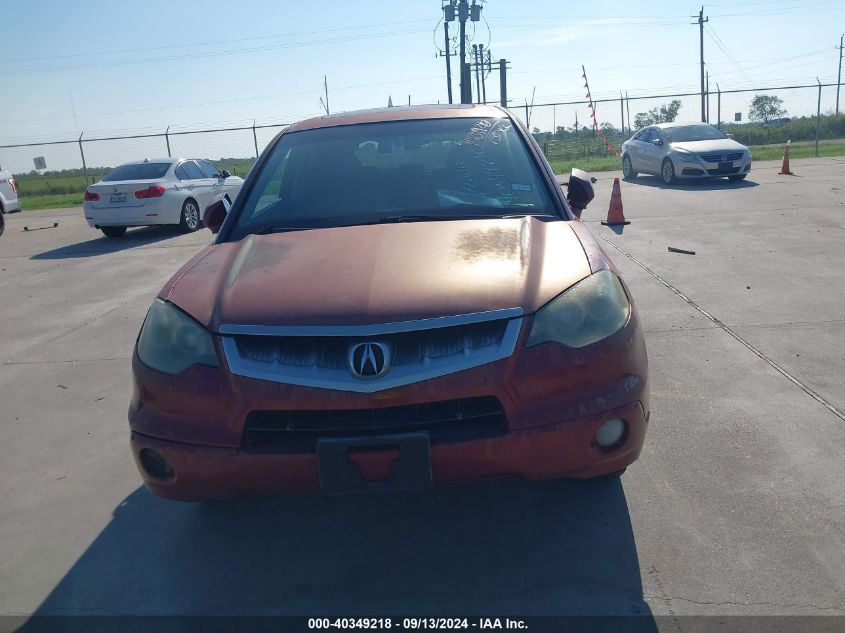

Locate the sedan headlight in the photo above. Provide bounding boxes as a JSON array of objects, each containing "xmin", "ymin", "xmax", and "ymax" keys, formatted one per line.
[
  {"xmin": 137, "ymin": 299, "xmax": 219, "ymax": 374},
  {"xmin": 527, "ymin": 270, "xmax": 631, "ymax": 348},
  {"xmin": 672, "ymin": 149, "xmax": 700, "ymax": 163}
]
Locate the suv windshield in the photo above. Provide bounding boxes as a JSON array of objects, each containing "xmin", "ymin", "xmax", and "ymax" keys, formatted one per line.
[
  {"xmin": 101, "ymin": 162, "xmax": 171, "ymax": 181},
  {"xmin": 664, "ymin": 124, "xmax": 727, "ymax": 143},
  {"xmin": 228, "ymin": 117, "xmax": 556, "ymax": 239}
]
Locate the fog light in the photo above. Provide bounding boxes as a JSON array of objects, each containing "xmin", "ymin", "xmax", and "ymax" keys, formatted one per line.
[
  {"xmin": 596, "ymin": 418, "xmax": 625, "ymax": 447},
  {"xmin": 139, "ymin": 448, "xmax": 174, "ymax": 481}
]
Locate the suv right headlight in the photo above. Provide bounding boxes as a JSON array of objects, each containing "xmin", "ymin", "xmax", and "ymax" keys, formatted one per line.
[
  {"xmin": 527, "ymin": 270, "xmax": 631, "ymax": 348},
  {"xmin": 136, "ymin": 299, "xmax": 219, "ymax": 374}
]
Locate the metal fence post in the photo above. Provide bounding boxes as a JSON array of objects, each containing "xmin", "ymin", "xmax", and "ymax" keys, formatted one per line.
[
  {"xmin": 620, "ymin": 92, "xmax": 625, "ymax": 137},
  {"xmin": 165, "ymin": 126, "xmax": 171, "ymax": 157},
  {"xmin": 78, "ymin": 132, "xmax": 89, "ymax": 186},
  {"xmin": 717, "ymin": 85, "xmax": 721, "ymax": 130},
  {"xmin": 499, "ymin": 59, "xmax": 507, "ymax": 108},
  {"xmin": 816, "ymin": 79, "xmax": 822, "ymax": 158},
  {"xmin": 252, "ymin": 120, "xmax": 259, "ymax": 159}
]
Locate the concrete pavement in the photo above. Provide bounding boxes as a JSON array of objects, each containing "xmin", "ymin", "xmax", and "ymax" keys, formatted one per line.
[{"xmin": 0, "ymin": 159, "xmax": 843, "ymax": 624}]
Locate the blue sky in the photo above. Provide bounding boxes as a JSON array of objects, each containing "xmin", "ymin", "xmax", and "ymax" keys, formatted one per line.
[{"xmin": 1, "ymin": 0, "xmax": 843, "ymax": 148}]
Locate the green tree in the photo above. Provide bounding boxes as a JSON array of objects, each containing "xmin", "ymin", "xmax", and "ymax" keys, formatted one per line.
[
  {"xmin": 748, "ymin": 94, "xmax": 787, "ymax": 123},
  {"xmin": 633, "ymin": 100, "xmax": 682, "ymax": 129}
]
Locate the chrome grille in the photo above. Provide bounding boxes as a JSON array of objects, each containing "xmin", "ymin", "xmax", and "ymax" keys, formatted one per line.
[
  {"xmin": 221, "ymin": 310, "xmax": 524, "ymax": 393},
  {"xmin": 234, "ymin": 319, "xmax": 508, "ymax": 369},
  {"xmin": 699, "ymin": 152, "xmax": 743, "ymax": 163}
]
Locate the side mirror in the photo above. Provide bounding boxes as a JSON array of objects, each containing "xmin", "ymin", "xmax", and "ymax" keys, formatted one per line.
[
  {"xmin": 651, "ymin": 138, "xmax": 663, "ymax": 146},
  {"xmin": 220, "ymin": 170, "xmax": 231, "ymax": 178},
  {"xmin": 203, "ymin": 197, "xmax": 230, "ymax": 234},
  {"xmin": 566, "ymin": 168, "xmax": 595, "ymax": 216}
]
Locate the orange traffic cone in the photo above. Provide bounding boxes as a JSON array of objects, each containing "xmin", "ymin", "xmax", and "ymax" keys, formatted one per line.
[
  {"xmin": 779, "ymin": 140, "xmax": 793, "ymax": 175},
  {"xmin": 601, "ymin": 177, "xmax": 630, "ymax": 226}
]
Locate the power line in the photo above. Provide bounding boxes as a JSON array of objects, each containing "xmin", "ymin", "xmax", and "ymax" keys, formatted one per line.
[
  {"xmin": 0, "ymin": 75, "xmax": 443, "ymax": 125},
  {"xmin": 0, "ymin": 27, "xmax": 432, "ymax": 76},
  {"xmin": 705, "ymin": 23, "xmax": 752, "ymax": 84},
  {"xmin": 0, "ymin": 19, "xmax": 434, "ymax": 65}
]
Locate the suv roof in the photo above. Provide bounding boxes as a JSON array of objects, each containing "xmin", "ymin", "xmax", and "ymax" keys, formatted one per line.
[{"xmin": 287, "ymin": 104, "xmax": 509, "ymax": 133}]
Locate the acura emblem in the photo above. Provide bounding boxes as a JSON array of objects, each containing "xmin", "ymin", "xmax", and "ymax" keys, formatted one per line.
[{"xmin": 347, "ymin": 341, "xmax": 391, "ymax": 380}]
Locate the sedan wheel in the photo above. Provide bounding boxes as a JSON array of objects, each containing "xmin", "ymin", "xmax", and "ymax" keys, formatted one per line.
[
  {"xmin": 622, "ymin": 155, "xmax": 637, "ymax": 180},
  {"xmin": 179, "ymin": 199, "xmax": 200, "ymax": 233},
  {"xmin": 661, "ymin": 159, "xmax": 676, "ymax": 185}
]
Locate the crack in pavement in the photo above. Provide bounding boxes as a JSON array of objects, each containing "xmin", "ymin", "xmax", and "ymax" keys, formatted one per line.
[
  {"xmin": 588, "ymin": 226, "xmax": 845, "ymax": 424},
  {"xmin": 3, "ymin": 357, "xmax": 130, "ymax": 366},
  {"xmin": 642, "ymin": 593, "xmax": 845, "ymax": 613}
]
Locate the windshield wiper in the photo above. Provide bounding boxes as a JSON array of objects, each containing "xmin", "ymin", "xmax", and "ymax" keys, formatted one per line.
[
  {"xmin": 376, "ymin": 212, "xmax": 556, "ymax": 224},
  {"xmin": 255, "ymin": 224, "xmax": 315, "ymax": 235}
]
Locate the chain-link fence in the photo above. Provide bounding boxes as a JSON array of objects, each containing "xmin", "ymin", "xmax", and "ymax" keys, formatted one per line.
[
  {"xmin": 1, "ymin": 83, "xmax": 843, "ymax": 207},
  {"xmin": 0, "ymin": 123, "xmax": 288, "ymax": 205},
  {"xmin": 521, "ymin": 83, "xmax": 843, "ymax": 168}
]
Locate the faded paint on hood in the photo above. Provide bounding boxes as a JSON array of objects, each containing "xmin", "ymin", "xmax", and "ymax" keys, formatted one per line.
[{"xmin": 163, "ymin": 218, "xmax": 592, "ymax": 330}]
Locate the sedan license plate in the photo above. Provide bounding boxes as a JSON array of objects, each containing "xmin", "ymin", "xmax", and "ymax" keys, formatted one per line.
[
  {"xmin": 717, "ymin": 161, "xmax": 733, "ymax": 172},
  {"xmin": 316, "ymin": 432, "xmax": 432, "ymax": 494},
  {"xmin": 109, "ymin": 193, "xmax": 127, "ymax": 204}
]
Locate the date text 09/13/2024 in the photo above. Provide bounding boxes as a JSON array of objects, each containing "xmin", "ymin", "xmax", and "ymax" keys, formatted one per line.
[{"xmin": 308, "ymin": 618, "xmax": 528, "ymax": 630}]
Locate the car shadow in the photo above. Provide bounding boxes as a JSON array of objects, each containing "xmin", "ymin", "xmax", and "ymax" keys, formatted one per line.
[
  {"xmin": 30, "ymin": 226, "xmax": 188, "ymax": 260},
  {"xmin": 626, "ymin": 175, "xmax": 758, "ymax": 191},
  {"xmin": 16, "ymin": 478, "xmax": 656, "ymax": 628}
]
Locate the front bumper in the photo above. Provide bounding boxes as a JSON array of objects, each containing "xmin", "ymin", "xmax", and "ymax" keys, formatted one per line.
[
  {"xmin": 675, "ymin": 157, "xmax": 752, "ymax": 178},
  {"xmin": 129, "ymin": 308, "xmax": 649, "ymax": 500},
  {"xmin": 132, "ymin": 400, "xmax": 647, "ymax": 501}
]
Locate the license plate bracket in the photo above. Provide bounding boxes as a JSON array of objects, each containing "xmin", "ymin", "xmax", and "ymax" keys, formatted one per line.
[
  {"xmin": 316, "ymin": 432, "xmax": 432, "ymax": 494},
  {"xmin": 717, "ymin": 161, "xmax": 733, "ymax": 172}
]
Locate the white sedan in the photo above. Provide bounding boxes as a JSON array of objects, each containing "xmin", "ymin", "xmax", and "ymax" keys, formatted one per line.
[
  {"xmin": 83, "ymin": 158, "xmax": 244, "ymax": 238},
  {"xmin": 621, "ymin": 122, "xmax": 752, "ymax": 185}
]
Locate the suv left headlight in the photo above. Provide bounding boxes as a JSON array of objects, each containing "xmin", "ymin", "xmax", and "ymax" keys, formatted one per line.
[
  {"xmin": 136, "ymin": 299, "xmax": 220, "ymax": 374},
  {"xmin": 527, "ymin": 270, "xmax": 631, "ymax": 348}
]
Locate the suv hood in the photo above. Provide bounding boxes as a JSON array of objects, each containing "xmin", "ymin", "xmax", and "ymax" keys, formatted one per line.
[
  {"xmin": 669, "ymin": 138, "xmax": 747, "ymax": 153},
  {"xmin": 162, "ymin": 218, "xmax": 593, "ymax": 330}
]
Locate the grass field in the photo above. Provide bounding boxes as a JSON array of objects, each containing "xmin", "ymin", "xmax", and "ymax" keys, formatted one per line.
[
  {"xmin": 547, "ymin": 141, "xmax": 845, "ymax": 177},
  {"xmin": 11, "ymin": 143, "xmax": 845, "ymax": 211}
]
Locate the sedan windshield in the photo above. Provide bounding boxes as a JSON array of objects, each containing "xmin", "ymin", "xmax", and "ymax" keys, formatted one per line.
[
  {"xmin": 101, "ymin": 163, "xmax": 171, "ymax": 181},
  {"xmin": 228, "ymin": 117, "xmax": 556, "ymax": 239},
  {"xmin": 664, "ymin": 125, "xmax": 727, "ymax": 143}
]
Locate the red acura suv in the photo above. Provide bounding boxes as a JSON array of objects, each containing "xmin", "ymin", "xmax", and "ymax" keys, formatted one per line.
[{"xmin": 129, "ymin": 105, "xmax": 649, "ymax": 500}]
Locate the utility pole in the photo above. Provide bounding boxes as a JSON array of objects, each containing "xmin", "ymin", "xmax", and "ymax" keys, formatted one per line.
[
  {"xmin": 692, "ymin": 7, "xmax": 709, "ymax": 122},
  {"xmin": 473, "ymin": 44, "xmax": 481, "ymax": 104},
  {"xmin": 442, "ymin": 1, "xmax": 456, "ymax": 104},
  {"xmin": 479, "ymin": 44, "xmax": 487, "ymax": 104},
  {"xmin": 459, "ymin": 0, "xmax": 469, "ymax": 103},
  {"xmin": 456, "ymin": 0, "xmax": 482, "ymax": 104},
  {"xmin": 837, "ymin": 34, "xmax": 843, "ymax": 115},
  {"xmin": 499, "ymin": 58, "xmax": 508, "ymax": 107},
  {"xmin": 706, "ymin": 71, "xmax": 710, "ymax": 123}
]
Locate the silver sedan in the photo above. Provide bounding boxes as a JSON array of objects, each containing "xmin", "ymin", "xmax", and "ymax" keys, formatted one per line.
[{"xmin": 621, "ymin": 122, "xmax": 752, "ymax": 185}]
